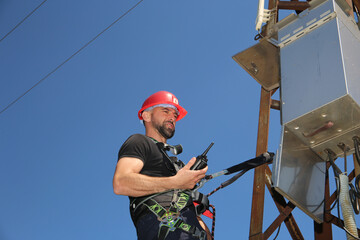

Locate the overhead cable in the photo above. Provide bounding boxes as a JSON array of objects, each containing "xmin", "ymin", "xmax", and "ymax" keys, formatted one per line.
[
  {"xmin": 0, "ymin": 0, "xmax": 48, "ymax": 43},
  {"xmin": 0, "ymin": 0, "xmax": 144, "ymax": 115}
]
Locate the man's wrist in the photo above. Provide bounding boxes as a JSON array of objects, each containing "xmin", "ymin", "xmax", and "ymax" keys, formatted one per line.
[{"xmin": 167, "ymin": 175, "xmax": 179, "ymax": 189}]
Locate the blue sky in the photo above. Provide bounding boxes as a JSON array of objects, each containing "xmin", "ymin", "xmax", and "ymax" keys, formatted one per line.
[{"xmin": 0, "ymin": 0, "xmax": 358, "ymax": 239}]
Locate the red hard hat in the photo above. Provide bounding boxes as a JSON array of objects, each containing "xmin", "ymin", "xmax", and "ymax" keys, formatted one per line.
[{"xmin": 138, "ymin": 91, "xmax": 187, "ymax": 121}]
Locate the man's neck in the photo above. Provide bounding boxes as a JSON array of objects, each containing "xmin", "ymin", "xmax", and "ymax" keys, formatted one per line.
[{"xmin": 145, "ymin": 129, "xmax": 166, "ymax": 143}]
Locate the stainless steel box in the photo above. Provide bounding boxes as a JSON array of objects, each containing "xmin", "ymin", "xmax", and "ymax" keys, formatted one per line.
[{"xmin": 271, "ymin": 0, "xmax": 360, "ymax": 223}]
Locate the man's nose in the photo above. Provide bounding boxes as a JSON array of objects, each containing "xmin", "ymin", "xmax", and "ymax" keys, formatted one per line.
[
  {"xmin": 169, "ymin": 114, "xmax": 175, "ymax": 122},
  {"xmin": 168, "ymin": 112, "xmax": 177, "ymax": 122}
]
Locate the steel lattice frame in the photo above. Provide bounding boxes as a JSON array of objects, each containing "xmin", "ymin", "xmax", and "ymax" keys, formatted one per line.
[{"xmin": 247, "ymin": 0, "xmax": 359, "ymax": 239}]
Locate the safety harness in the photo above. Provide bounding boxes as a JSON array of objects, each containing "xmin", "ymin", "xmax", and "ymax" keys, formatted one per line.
[
  {"xmin": 131, "ymin": 190, "xmax": 207, "ymax": 240},
  {"xmin": 130, "ymin": 137, "xmax": 208, "ymax": 240}
]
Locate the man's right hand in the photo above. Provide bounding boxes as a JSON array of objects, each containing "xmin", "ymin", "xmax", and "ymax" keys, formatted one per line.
[{"xmin": 172, "ymin": 157, "xmax": 208, "ymax": 190}]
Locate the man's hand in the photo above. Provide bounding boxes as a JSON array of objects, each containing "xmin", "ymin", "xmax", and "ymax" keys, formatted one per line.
[{"xmin": 172, "ymin": 157, "xmax": 208, "ymax": 190}]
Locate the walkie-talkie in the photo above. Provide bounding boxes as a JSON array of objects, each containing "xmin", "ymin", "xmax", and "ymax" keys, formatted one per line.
[{"xmin": 190, "ymin": 142, "xmax": 214, "ymax": 170}]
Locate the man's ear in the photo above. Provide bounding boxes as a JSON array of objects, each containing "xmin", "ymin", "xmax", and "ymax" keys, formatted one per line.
[{"xmin": 142, "ymin": 111, "xmax": 151, "ymax": 123}]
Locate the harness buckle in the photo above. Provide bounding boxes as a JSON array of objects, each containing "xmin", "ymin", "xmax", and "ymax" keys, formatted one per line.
[
  {"xmin": 158, "ymin": 211, "xmax": 180, "ymax": 230},
  {"xmin": 193, "ymin": 228, "xmax": 207, "ymax": 240}
]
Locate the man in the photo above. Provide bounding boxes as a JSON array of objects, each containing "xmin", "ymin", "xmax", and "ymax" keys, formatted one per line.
[{"xmin": 113, "ymin": 91, "xmax": 210, "ymax": 240}]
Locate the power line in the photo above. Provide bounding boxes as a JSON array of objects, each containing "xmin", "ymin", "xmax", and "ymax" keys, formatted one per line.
[
  {"xmin": 0, "ymin": 0, "xmax": 48, "ymax": 43},
  {"xmin": 0, "ymin": 0, "xmax": 144, "ymax": 115}
]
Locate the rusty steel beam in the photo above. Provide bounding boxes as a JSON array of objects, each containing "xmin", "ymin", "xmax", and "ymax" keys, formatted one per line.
[
  {"xmin": 355, "ymin": 0, "xmax": 360, "ymax": 9},
  {"xmin": 354, "ymin": 0, "xmax": 360, "ymax": 14},
  {"xmin": 345, "ymin": 0, "xmax": 354, "ymax": 17},
  {"xmin": 248, "ymin": 0, "xmax": 278, "ymax": 236},
  {"xmin": 263, "ymin": 202, "xmax": 296, "ymax": 239},
  {"xmin": 326, "ymin": 214, "xmax": 360, "ymax": 235},
  {"xmin": 249, "ymin": 87, "xmax": 271, "ymax": 240},
  {"xmin": 278, "ymin": 1, "xmax": 310, "ymax": 10},
  {"xmin": 326, "ymin": 214, "xmax": 346, "ymax": 230},
  {"xmin": 349, "ymin": 169, "xmax": 356, "ymax": 182},
  {"xmin": 270, "ymin": 99, "xmax": 281, "ymax": 110},
  {"xmin": 265, "ymin": 167, "xmax": 304, "ymax": 240},
  {"xmin": 271, "ymin": 88, "xmax": 279, "ymax": 96},
  {"xmin": 249, "ymin": 87, "xmax": 303, "ymax": 240}
]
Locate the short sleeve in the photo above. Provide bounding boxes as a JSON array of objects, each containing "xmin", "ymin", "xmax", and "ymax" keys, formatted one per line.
[{"xmin": 117, "ymin": 134, "xmax": 150, "ymax": 163}]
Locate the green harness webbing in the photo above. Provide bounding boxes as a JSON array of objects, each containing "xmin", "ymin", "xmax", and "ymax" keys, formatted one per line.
[{"xmin": 137, "ymin": 191, "xmax": 206, "ymax": 240}]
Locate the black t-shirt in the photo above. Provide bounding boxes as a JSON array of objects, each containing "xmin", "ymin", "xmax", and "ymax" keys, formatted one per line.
[
  {"xmin": 117, "ymin": 134, "xmax": 205, "ymax": 239},
  {"xmin": 118, "ymin": 134, "xmax": 178, "ymax": 223},
  {"xmin": 118, "ymin": 134, "xmax": 175, "ymax": 177}
]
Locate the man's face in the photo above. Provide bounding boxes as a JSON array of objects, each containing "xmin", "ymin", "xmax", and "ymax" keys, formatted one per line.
[{"xmin": 150, "ymin": 107, "xmax": 178, "ymax": 139}]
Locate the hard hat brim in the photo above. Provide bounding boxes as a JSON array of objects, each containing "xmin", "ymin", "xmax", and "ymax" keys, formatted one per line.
[{"xmin": 138, "ymin": 103, "xmax": 187, "ymax": 121}]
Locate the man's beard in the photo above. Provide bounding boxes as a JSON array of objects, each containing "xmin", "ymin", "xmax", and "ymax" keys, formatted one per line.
[{"xmin": 156, "ymin": 121, "xmax": 175, "ymax": 139}]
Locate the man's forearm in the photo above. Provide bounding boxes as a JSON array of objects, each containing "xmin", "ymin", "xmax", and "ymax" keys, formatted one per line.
[
  {"xmin": 113, "ymin": 157, "xmax": 206, "ymax": 197},
  {"xmin": 113, "ymin": 172, "xmax": 177, "ymax": 197}
]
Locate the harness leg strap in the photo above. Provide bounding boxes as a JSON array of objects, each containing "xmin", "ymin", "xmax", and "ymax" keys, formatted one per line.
[{"xmin": 158, "ymin": 224, "xmax": 171, "ymax": 240}]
